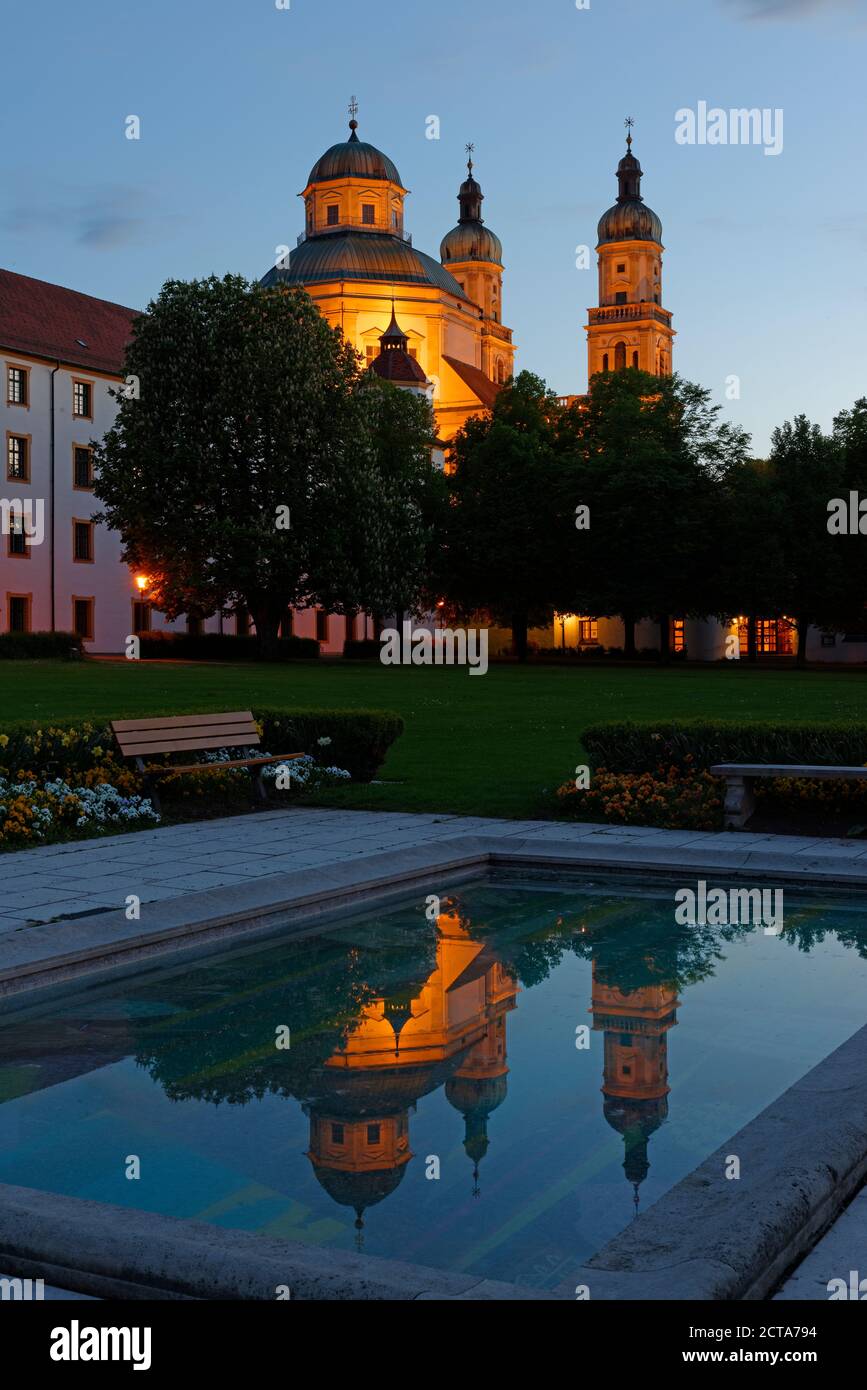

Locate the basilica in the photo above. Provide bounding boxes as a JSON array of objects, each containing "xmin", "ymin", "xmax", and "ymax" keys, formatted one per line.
[{"xmin": 0, "ymin": 112, "xmax": 858, "ymax": 661}]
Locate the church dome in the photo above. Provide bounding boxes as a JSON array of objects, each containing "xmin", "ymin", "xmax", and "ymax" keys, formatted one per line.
[
  {"xmin": 597, "ymin": 136, "xmax": 662, "ymax": 246},
  {"xmin": 307, "ymin": 120, "xmax": 402, "ymax": 187},
  {"xmin": 440, "ymin": 155, "xmax": 503, "ymax": 266},
  {"xmin": 261, "ymin": 231, "xmax": 470, "ymax": 300},
  {"xmin": 441, "ymin": 221, "xmax": 503, "ymax": 265}
]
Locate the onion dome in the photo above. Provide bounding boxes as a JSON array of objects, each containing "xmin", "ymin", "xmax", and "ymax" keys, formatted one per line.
[
  {"xmin": 307, "ymin": 113, "xmax": 402, "ymax": 187},
  {"xmin": 440, "ymin": 149, "xmax": 503, "ymax": 265},
  {"xmin": 369, "ymin": 307, "xmax": 428, "ymax": 385},
  {"xmin": 597, "ymin": 126, "xmax": 663, "ymax": 246}
]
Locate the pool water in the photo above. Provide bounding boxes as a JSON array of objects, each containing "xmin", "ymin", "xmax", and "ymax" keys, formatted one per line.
[{"xmin": 1, "ymin": 877, "xmax": 867, "ymax": 1291}]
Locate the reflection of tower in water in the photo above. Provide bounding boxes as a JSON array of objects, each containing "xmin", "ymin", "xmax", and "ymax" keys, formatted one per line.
[
  {"xmin": 304, "ymin": 910, "xmax": 517, "ymax": 1241},
  {"xmin": 591, "ymin": 960, "xmax": 678, "ymax": 1217}
]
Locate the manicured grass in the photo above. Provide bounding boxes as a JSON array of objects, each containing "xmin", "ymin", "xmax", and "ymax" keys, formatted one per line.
[{"xmin": 4, "ymin": 659, "xmax": 867, "ymax": 819}]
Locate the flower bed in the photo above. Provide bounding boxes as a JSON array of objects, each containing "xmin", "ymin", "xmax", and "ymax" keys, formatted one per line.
[
  {"xmin": 555, "ymin": 762, "xmax": 724, "ymax": 832},
  {"xmin": 0, "ymin": 775, "xmax": 159, "ymax": 848}
]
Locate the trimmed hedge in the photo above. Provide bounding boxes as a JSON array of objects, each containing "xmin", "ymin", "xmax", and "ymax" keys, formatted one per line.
[
  {"xmin": 136, "ymin": 631, "xmax": 319, "ymax": 661},
  {"xmin": 0, "ymin": 708, "xmax": 404, "ymax": 787},
  {"xmin": 254, "ymin": 708, "xmax": 403, "ymax": 783},
  {"xmin": 343, "ymin": 639, "xmax": 381, "ymax": 661},
  {"xmin": 582, "ymin": 720, "xmax": 867, "ymax": 774},
  {"xmin": 0, "ymin": 631, "xmax": 82, "ymax": 660}
]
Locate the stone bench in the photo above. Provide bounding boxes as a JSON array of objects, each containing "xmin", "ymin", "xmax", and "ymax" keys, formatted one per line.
[{"xmin": 710, "ymin": 763, "xmax": 867, "ymax": 829}]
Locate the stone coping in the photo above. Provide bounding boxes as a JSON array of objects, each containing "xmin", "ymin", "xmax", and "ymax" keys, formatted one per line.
[
  {"xmin": 2, "ymin": 822, "xmax": 867, "ymax": 1300},
  {"xmin": 2, "ymin": 1017, "xmax": 866, "ymax": 1302},
  {"xmin": 3, "ymin": 826, "xmax": 867, "ymax": 1000}
]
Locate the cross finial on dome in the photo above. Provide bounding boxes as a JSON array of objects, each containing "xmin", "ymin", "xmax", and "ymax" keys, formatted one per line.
[
  {"xmin": 625, "ymin": 115, "xmax": 635, "ymax": 150},
  {"xmin": 348, "ymin": 95, "xmax": 359, "ymax": 135}
]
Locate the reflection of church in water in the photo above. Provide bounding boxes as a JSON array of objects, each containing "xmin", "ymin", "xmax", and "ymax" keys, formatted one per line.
[
  {"xmin": 591, "ymin": 963, "xmax": 678, "ymax": 1216},
  {"xmin": 303, "ymin": 909, "xmax": 680, "ymax": 1238},
  {"xmin": 304, "ymin": 910, "xmax": 517, "ymax": 1241}
]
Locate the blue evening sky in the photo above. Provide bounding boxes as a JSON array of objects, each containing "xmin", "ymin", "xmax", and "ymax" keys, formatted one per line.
[{"xmin": 2, "ymin": 0, "xmax": 865, "ymax": 453}]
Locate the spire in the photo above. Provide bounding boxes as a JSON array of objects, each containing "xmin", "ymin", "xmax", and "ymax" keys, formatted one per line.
[
  {"xmin": 617, "ymin": 116, "xmax": 643, "ymax": 203},
  {"xmin": 348, "ymin": 94, "xmax": 359, "ymax": 142},
  {"xmin": 458, "ymin": 143, "xmax": 484, "ymax": 223}
]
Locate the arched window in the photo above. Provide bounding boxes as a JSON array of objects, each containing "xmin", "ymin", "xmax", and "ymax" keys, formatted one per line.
[{"xmin": 614, "ymin": 341, "xmax": 626, "ymax": 371}]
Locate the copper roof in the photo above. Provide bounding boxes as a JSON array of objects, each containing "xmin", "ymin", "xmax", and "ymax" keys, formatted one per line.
[
  {"xmin": 0, "ymin": 268, "xmax": 139, "ymax": 374},
  {"xmin": 261, "ymin": 231, "xmax": 472, "ymax": 301}
]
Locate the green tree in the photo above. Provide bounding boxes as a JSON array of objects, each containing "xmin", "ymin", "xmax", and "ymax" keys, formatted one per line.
[
  {"xmin": 94, "ymin": 275, "xmax": 436, "ymax": 657},
  {"xmin": 766, "ymin": 415, "xmax": 847, "ymax": 665},
  {"xmin": 561, "ymin": 370, "xmax": 749, "ymax": 657},
  {"xmin": 438, "ymin": 371, "xmax": 570, "ymax": 660}
]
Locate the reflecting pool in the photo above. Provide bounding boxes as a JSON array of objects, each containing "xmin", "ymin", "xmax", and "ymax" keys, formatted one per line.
[{"xmin": 1, "ymin": 876, "xmax": 866, "ymax": 1290}]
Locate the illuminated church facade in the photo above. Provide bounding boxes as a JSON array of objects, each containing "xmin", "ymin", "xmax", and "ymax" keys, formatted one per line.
[
  {"xmin": 261, "ymin": 105, "xmax": 514, "ymax": 445},
  {"xmin": 0, "ymin": 110, "xmax": 860, "ymax": 660}
]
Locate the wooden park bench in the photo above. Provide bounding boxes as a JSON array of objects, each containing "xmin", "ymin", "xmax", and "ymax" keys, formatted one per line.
[
  {"xmin": 111, "ymin": 711, "xmax": 306, "ymax": 813},
  {"xmin": 711, "ymin": 762, "xmax": 867, "ymax": 829}
]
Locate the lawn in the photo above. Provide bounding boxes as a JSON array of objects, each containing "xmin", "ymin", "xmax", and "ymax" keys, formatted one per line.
[{"xmin": 4, "ymin": 659, "xmax": 867, "ymax": 820}]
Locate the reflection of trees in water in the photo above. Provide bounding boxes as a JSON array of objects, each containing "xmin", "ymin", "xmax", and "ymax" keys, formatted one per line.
[
  {"xmin": 132, "ymin": 926, "xmax": 438, "ymax": 1105},
  {"xmin": 126, "ymin": 888, "xmax": 867, "ymax": 1110},
  {"xmin": 454, "ymin": 889, "xmax": 867, "ymax": 994}
]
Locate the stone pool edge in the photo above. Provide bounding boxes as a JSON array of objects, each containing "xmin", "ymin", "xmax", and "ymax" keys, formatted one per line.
[
  {"xmin": 3, "ymin": 829, "xmax": 867, "ymax": 999},
  {"xmin": 2, "ymin": 828, "xmax": 867, "ymax": 1301}
]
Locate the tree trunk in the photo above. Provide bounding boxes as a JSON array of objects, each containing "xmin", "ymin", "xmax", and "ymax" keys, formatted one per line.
[
  {"xmin": 251, "ymin": 603, "xmax": 283, "ymax": 661},
  {"xmin": 622, "ymin": 608, "xmax": 636, "ymax": 659},
  {"xmin": 512, "ymin": 612, "xmax": 529, "ymax": 663},
  {"xmin": 795, "ymin": 613, "xmax": 809, "ymax": 667},
  {"xmin": 658, "ymin": 615, "xmax": 670, "ymax": 663}
]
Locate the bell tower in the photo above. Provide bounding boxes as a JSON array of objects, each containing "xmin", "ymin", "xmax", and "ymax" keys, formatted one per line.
[{"xmin": 587, "ymin": 120, "xmax": 675, "ymax": 382}]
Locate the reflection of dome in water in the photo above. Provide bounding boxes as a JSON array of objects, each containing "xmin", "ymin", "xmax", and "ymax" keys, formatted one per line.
[
  {"xmin": 603, "ymin": 1095, "xmax": 668, "ymax": 1208},
  {"xmin": 313, "ymin": 1162, "xmax": 407, "ymax": 1214},
  {"xmin": 446, "ymin": 1071, "xmax": 509, "ymax": 1192}
]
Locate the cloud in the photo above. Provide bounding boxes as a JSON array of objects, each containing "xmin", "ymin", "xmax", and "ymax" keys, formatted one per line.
[
  {"xmin": 722, "ymin": 0, "xmax": 864, "ymax": 18},
  {"xmin": 1, "ymin": 180, "xmax": 180, "ymax": 250}
]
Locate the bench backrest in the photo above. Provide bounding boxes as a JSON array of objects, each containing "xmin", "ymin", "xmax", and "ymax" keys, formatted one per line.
[{"xmin": 111, "ymin": 711, "xmax": 261, "ymax": 760}]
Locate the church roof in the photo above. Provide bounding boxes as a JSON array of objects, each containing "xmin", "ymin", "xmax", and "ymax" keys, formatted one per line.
[
  {"xmin": 0, "ymin": 268, "xmax": 138, "ymax": 374},
  {"xmin": 442, "ymin": 354, "xmax": 502, "ymax": 409},
  {"xmin": 261, "ymin": 231, "xmax": 473, "ymax": 301},
  {"xmin": 307, "ymin": 127, "xmax": 402, "ymax": 187}
]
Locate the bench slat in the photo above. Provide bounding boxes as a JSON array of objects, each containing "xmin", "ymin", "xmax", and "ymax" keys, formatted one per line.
[
  {"xmin": 711, "ymin": 764, "xmax": 867, "ymax": 779},
  {"xmin": 112, "ymin": 711, "xmax": 255, "ymax": 733},
  {"xmin": 146, "ymin": 753, "xmax": 306, "ymax": 776},
  {"xmin": 120, "ymin": 733, "xmax": 261, "ymax": 757}
]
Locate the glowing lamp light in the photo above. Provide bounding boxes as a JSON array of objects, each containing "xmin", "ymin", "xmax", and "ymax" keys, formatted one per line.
[{"xmin": 135, "ymin": 574, "xmax": 149, "ymax": 592}]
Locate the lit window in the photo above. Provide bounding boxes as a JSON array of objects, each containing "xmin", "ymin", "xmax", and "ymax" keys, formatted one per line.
[
  {"xmin": 579, "ymin": 619, "xmax": 598, "ymax": 644},
  {"xmin": 73, "ymin": 381, "xmax": 92, "ymax": 417},
  {"xmin": 6, "ymin": 434, "xmax": 29, "ymax": 481},
  {"xmin": 73, "ymin": 520, "xmax": 94, "ymax": 562},
  {"xmin": 6, "ymin": 366, "xmax": 28, "ymax": 406}
]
